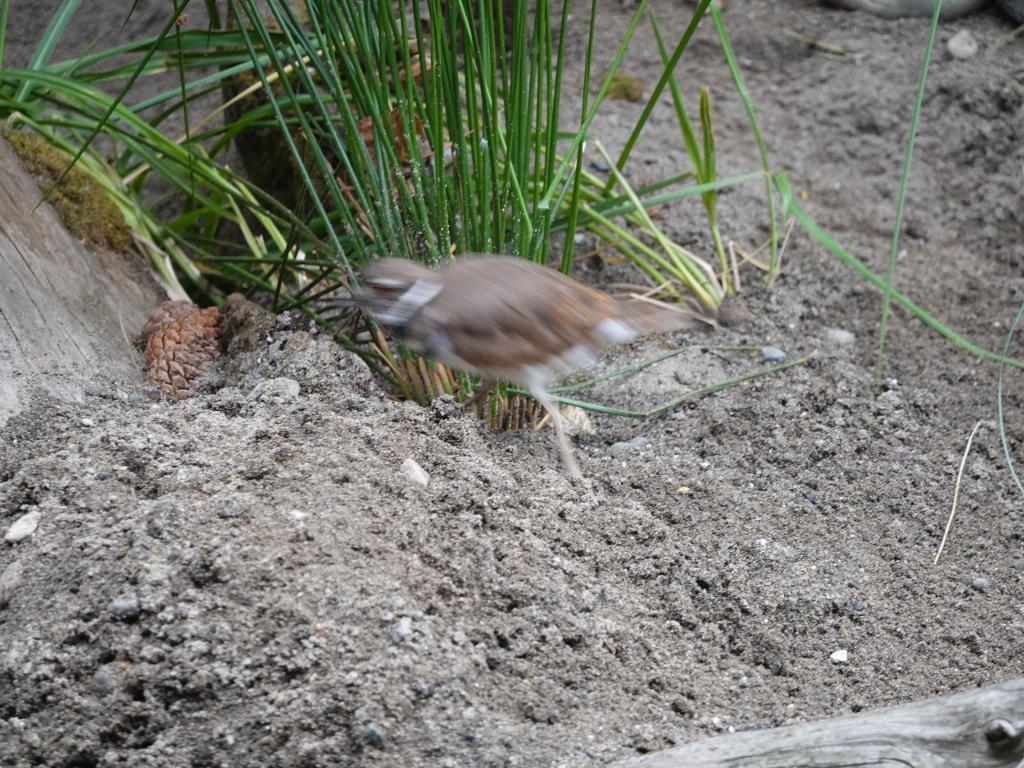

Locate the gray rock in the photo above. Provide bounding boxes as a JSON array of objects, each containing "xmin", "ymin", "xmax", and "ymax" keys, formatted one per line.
[
  {"xmin": 609, "ymin": 436, "xmax": 648, "ymax": 459},
  {"xmin": 365, "ymin": 722, "xmax": 387, "ymax": 749},
  {"xmin": 248, "ymin": 377, "xmax": 301, "ymax": 403},
  {"xmin": 391, "ymin": 617, "xmax": 413, "ymax": 643},
  {"xmin": 875, "ymin": 390, "xmax": 903, "ymax": 412},
  {"xmin": 947, "ymin": 29, "xmax": 979, "ymax": 59},
  {"xmin": 0, "ymin": 560, "xmax": 22, "ymax": 608},
  {"xmin": 139, "ymin": 645, "xmax": 165, "ymax": 663},
  {"xmin": 963, "ymin": 575, "xmax": 991, "ymax": 592},
  {"xmin": 110, "ymin": 594, "xmax": 141, "ymax": 620},
  {"xmin": 4, "ymin": 509, "xmax": 41, "ymax": 543},
  {"xmin": 824, "ymin": 328, "xmax": 856, "ymax": 347},
  {"xmin": 164, "ymin": 625, "xmax": 185, "ymax": 645},
  {"xmin": 401, "ymin": 458, "xmax": 430, "ymax": 488},
  {"xmin": 609, "ymin": 441, "xmax": 631, "ymax": 459},
  {"xmin": 827, "ymin": 0, "xmax": 988, "ymax": 19},
  {"xmin": 761, "ymin": 346, "xmax": 786, "ymax": 363},
  {"xmin": 187, "ymin": 639, "xmax": 211, "ymax": 656},
  {"xmin": 91, "ymin": 665, "xmax": 117, "ymax": 696}
]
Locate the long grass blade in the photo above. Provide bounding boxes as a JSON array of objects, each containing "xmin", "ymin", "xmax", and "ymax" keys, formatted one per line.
[
  {"xmin": 549, "ymin": 347, "xmax": 692, "ymax": 395},
  {"xmin": 556, "ymin": 171, "xmax": 760, "ymax": 229},
  {"xmin": 989, "ymin": 22, "xmax": 1024, "ymax": 52},
  {"xmin": 595, "ymin": 140, "xmax": 719, "ymax": 307},
  {"xmin": 875, "ymin": 0, "xmax": 942, "ymax": 389},
  {"xmin": 609, "ymin": 0, "xmax": 711, "ymax": 186},
  {"xmin": 779, "ymin": 175, "xmax": 1024, "ymax": 369},
  {"xmin": 642, "ymin": 351, "xmax": 816, "ymax": 417},
  {"xmin": 14, "ymin": 0, "xmax": 82, "ymax": 101},
  {"xmin": 0, "ymin": 0, "xmax": 9, "ymax": 69},
  {"xmin": 547, "ymin": 345, "xmax": 763, "ymax": 395},
  {"xmin": 534, "ymin": 351, "xmax": 816, "ymax": 417},
  {"xmin": 709, "ymin": 1, "xmax": 779, "ymax": 283},
  {"xmin": 560, "ymin": 0, "xmax": 598, "ymax": 273},
  {"xmin": 649, "ymin": 11, "xmax": 701, "ymax": 171}
]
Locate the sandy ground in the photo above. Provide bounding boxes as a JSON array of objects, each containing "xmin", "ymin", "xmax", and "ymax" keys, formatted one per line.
[{"xmin": 2, "ymin": 2, "xmax": 1023, "ymax": 767}]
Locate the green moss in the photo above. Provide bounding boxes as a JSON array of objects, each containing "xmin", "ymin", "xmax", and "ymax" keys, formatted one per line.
[
  {"xmin": 607, "ymin": 73, "xmax": 645, "ymax": 103},
  {"xmin": 3, "ymin": 128, "xmax": 132, "ymax": 253}
]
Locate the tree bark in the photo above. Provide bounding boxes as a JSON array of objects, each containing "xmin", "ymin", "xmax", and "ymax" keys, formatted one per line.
[
  {"xmin": 0, "ymin": 136, "xmax": 165, "ymax": 426},
  {"xmin": 615, "ymin": 678, "xmax": 1024, "ymax": 768}
]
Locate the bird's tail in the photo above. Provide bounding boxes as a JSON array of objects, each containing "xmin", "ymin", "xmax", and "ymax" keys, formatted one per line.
[{"xmin": 619, "ymin": 296, "xmax": 718, "ymax": 335}]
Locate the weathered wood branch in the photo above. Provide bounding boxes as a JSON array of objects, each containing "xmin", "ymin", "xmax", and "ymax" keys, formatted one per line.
[
  {"xmin": 616, "ymin": 678, "xmax": 1024, "ymax": 768},
  {"xmin": 0, "ymin": 136, "xmax": 164, "ymax": 425}
]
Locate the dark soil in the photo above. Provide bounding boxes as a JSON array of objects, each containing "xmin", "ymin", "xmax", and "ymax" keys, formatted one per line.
[{"xmin": 2, "ymin": 3, "xmax": 1023, "ymax": 767}]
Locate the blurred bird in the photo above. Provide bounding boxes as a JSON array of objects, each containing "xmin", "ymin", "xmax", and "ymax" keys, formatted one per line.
[{"xmin": 354, "ymin": 255, "xmax": 712, "ymax": 479}]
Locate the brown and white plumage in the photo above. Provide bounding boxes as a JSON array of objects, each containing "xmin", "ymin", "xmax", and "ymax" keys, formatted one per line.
[{"xmin": 355, "ymin": 255, "xmax": 710, "ymax": 479}]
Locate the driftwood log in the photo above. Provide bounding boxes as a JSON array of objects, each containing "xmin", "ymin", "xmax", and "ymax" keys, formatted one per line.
[
  {"xmin": 0, "ymin": 136, "xmax": 165, "ymax": 426},
  {"xmin": 616, "ymin": 677, "xmax": 1024, "ymax": 767}
]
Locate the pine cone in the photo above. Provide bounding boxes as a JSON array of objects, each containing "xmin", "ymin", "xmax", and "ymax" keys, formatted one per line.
[{"xmin": 137, "ymin": 301, "xmax": 222, "ymax": 399}]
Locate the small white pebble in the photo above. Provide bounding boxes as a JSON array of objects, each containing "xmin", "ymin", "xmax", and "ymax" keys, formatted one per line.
[
  {"xmin": 824, "ymin": 328, "xmax": 856, "ymax": 347},
  {"xmin": 0, "ymin": 560, "xmax": 23, "ymax": 608},
  {"xmin": 830, "ymin": 649, "xmax": 849, "ymax": 664},
  {"xmin": 391, "ymin": 617, "xmax": 413, "ymax": 643},
  {"xmin": 947, "ymin": 29, "xmax": 978, "ymax": 60},
  {"xmin": 81, "ymin": 417, "xmax": 95, "ymax": 427},
  {"xmin": 4, "ymin": 510, "xmax": 41, "ymax": 543},
  {"xmin": 401, "ymin": 458, "xmax": 430, "ymax": 488}
]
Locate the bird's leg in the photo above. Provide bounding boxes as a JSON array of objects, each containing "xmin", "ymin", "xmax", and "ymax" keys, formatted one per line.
[{"xmin": 530, "ymin": 387, "xmax": 582, "ymax": 481}]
